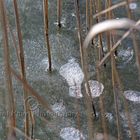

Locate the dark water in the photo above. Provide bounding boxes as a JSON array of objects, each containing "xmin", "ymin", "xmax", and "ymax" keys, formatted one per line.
[{"xmin": 0, "ymin": 0, "xmax": 140, "ymax": 139}]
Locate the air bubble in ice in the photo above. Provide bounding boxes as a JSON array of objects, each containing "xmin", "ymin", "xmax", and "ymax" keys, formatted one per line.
[
  {"xmin": 85, "ymin": 80, "xmax": 104, "ymax": 98},
  {"xmin": 124, "ymin": 90, "xmax": 140, "ymax": 103}
]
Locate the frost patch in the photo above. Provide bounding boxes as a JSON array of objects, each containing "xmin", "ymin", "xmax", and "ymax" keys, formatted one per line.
[
  {"xmin": 85, "ymin": 80, "xmax": 104, "ymax": 98},
  {"xmin": 124, "ymin": 90, "xmax": 140, "ymax": 103},
  {"xmin": 60, "ymin": 127, "xmax": 85, "ymax": 140},
  {"xmin": 59, "ymin": 58, "xmax": 84, "ymax": 98}
]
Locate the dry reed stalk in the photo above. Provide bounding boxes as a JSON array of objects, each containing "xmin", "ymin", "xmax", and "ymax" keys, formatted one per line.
[
  {"xmin": 30, "ymin": 110, "xmax": 35, "ymax": 139},
  {"xmin": 81, "ymin": 49, "xmax": 96, "ymax": 138},
  {"xmin": 83, "ymin": 18, "xmax": 140, "ymax": 48},
  {"xmin": 83, "ymin": 93, "xmax": 95, "ymax": 140},
  {"xmin": 89, "ymin": 0, "xmax": 93, "ymax": 29},
  {"xmin": 111, "ymin": 61, "xmax": 122, "ymax": 139},
  {"xmin": 74, "ymin": 1, "xmax": 83, "ymax": 136},
  {"xmin": 93, "ymin": 0, "xmax": 97, "ymax": 21},
  {"xmin": 112, "ymin": 60, "xmax": 126, "ymax": 140},
  {"xmin": 57, "ymin": 0, "xmax": 62, "ymax": 27},
  {"xmin": 126, "ymin": 0, "xmax": 132, "ymax": 20},
  {"xmin": 112, "ymin": 59, "xmax": 137, "ymax": 140},
  {"xmin": 75, "ymin": 1, "xmax": 97, "ymax": 138},
  {"xmin": 93, "ymin": 1, "xmax": 127, "ymax": 19},
  {"xmin": 96, "ymin": 68, "xmax": 109, "ymax": 140},
  {"xmin": 109, "ymin": 30, "xmax": 139, "ymax": 39},
  {"xmin": 95, "ymin": 0, "xmax": 103, "ymax": 52},
  {"xmin": 94, "ymin": 1, "xmax": 108, "ymax": 138},
  {"xmin": 110, "ymin": 51, "xmax": 122, "ymax": 140},
  {"xmin": 86, "ymin": 0, "xmax": 89, "ymax": 32},
  {"xmin": 126, "ymin": 0, "xmax": 140, "ymax": 81},
  {"xmin": 81, "ymin": 45, "xmax": 95, "ymax": 139},
  {"xmin": 106, "ymin": 1, "xmax": 121, "ymax": 139},
  {"xmin": 0, "ymin": 0, "xmax": 16, "ymax": 139},
  {"xmin": 74, "ymin": 0, "xmax": 84, "ymax": 68},
  {"xmin": 82, "ymin": 53, "xmax": 96, "ymax": 140},
  {"xmin": 5, "ymin": 13, "xmax": 21, "ymax": 68},
  {"xmin": 11, "ymin": 66, "xmax": 52, "ymax": 139},
  {"xmin": 97, "ymin": 0, "xmax": 104, "ymax": 61},
  {"xmin": 92, "ymin": 0, "xmax": 98, "ymax": 46},
  {"xmin": 8, "ymin": 25, "xmax": 21, "ymax": 68},
  {"xmin": 43, "ymin": 0, "xmax": 52, "ymax": 72},
  {"xmin": 106, "ymin": 0, "xmax": 112, "ymax": 52},
  {"xmin": 98, "ymin": 34, "xmax": 104, "ymax": 61},
  {"xmin": 13, "ymin": 0, "xmax": 26, "ymax": 78},
  {"xmin": 12, "ymin": 0, "xmax": 31, "ymax": 138}
]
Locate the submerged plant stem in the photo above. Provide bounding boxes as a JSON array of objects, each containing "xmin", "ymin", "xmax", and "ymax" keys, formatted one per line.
[{"xmin": 0, "ymin": 0, "xmax": 16, "ymax": 138}]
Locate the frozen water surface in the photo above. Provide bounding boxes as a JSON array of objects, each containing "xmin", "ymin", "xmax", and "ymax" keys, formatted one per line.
[
  {"xmin": 124, "ymin": 90, "xmax": 140, "ymax": 103},
  {"xmin": 85, "ymin": 80, "xmax": 104, "ymax": 98},
  {"xmin": 60, "ymin": 127, "xmax": 85, "ymax": 140},
  {"xmin": 59, "ymin": 58, "xmax": 84, "ymax": 98},
  {"xmin": 1, "ymin": 0, "xmax": 140, "ymax": 139}
]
